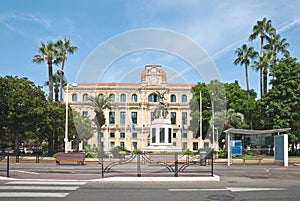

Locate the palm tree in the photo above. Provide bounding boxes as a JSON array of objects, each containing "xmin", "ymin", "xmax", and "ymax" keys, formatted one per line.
[
  {"xmin": 33, "ymin": 41, "xmax": 60, "ymax": 101},
  {"xmin": 88, "ymin": 95, "xmax": 112, "ymax": 125},
  {"xmin": 224, "ymin": 109, "xmax": 245, "ymax": 129},
  {"xmin": 213, "ymin": 109, "xmax": 245, "ymax": 152},
  {"xmin": 45, "ymin": 73, "xmax": 67, "ymax": 101},
  {"xmin": 251, "ymin": 60, "xmax": 263, "ymax": 96},
  {"xmin": 234, "ymin": 44, "xmax": 258, "ymax": 99},
  {"xmin": 55, "ymin": 37, "xmax": 78, "ymax": 102},
  {"xmin": 251, "ymin": 52, "xmax": 272, "ymax": 95},
  {"xmin": 88, "ymin": 95, "xmax": 111, "ymax": 174},
  {"xmin": 265, "ymin": 32, "xmax": 290, "ymax": 64},
  {"xmin": 73, "ymin": 112, "xmax": 95, "ymax": 152},
  {"xmin": 249, "ymin": 17, "xmax": 275, "ymax": 96}
]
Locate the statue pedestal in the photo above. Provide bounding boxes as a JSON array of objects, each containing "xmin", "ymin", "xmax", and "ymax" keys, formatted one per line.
[{"xmin": 142, "ymin": 118, "xmax": 182, "ymax": 153}]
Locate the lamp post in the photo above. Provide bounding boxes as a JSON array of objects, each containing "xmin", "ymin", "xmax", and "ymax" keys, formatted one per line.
[
  {"xmin": 199, "ymin": 90, "xmax": 203, "ymax": 149},
  {"xmin": 212, "ymin": 100, "xmax": 215, "ymax": 151},
  {"xmin": 215, "ymin": 127, "xmax": 219, "ymax": 158},
  {"xmin": 105, "ymin": 124, "xmax": 109, "ymax": 153},
  {"xmin": 64, "ymin": 83, "xmax": 70, "ymax": 153},
  {"xmin": 64, "ymin": 82, "xmax": 77, "ymax": 153}
]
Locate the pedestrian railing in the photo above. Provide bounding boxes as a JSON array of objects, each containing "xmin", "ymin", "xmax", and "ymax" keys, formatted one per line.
[{"xmin": 102, "ymin": 150, "xmax": 214, "ymax": 177}]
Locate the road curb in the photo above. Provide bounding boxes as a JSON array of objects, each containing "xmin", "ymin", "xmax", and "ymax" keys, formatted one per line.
[
  {"xmin": 0, "ymin": 176, "xmax": 16, "ymax": 181},
  {"xmin": 0, "ymin": 175, "xmax": 220, "ymax": 182},
  {"xmin": 91, "ymin": 175, "xmax": 220, "ymax": 182}
]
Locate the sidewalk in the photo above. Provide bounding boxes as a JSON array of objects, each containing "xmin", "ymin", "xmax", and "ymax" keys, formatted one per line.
[
  {"xmin": 1, "ymin": 157, "xmax": 299, "ymax": 181},
  {"xmin": 0, "ymin": 160, "xmax": 215, "ymax": 181}
]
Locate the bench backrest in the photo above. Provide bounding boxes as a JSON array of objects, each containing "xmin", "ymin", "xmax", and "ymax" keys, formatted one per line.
[
  {"xmin": 57, "ymin": 152, "xmax": 85, "ymax": 160},
  {"xmin": 149, "ymin": 154, "xmax": 175, "ymax": 162}
]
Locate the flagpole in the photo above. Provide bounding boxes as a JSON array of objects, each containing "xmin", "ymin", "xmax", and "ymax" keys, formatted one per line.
[
  {"xmin": 181, "ymin": 120, "xmax": 185, "ymax": 151},
  {"xmin": 199, "ymin": 90, "xmax": 203, "ymax": 149},
  {"xmin": 64, "ymin": 83, "xmax": 69, "ymax": 153},
  {"xmin": 124, "ymin": 93, "xmax": 127, "ymax": 150},
  {"xmin": 141, "ymin": 90, "xmax": 144, "ymax": 149}
]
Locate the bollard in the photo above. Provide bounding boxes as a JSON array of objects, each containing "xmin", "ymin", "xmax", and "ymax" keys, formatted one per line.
[
  {"xmin": 16, "ymin": 150, "xmax": 19, "ymax": 163},
  {"xmin": 174, "ymin": 152, "xmax": 178, "ymax": 177},
  {"xmin": 137, "ymin": 154, "xmax": 141, "ymax": 177},
  {"xmin": 36, "ymin": 150, "xmax": 40, "ymax": 163},
  {"xmin": 199, "ymin": 151, "xmax": 207, "ymax": 166},
  {"xmin": 101, "ymin": 155, "xmax": 104, "ymax": 178}
]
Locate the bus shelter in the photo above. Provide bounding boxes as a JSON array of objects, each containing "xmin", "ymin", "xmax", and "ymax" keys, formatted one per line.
[{"xmin": 224, "ymin": 128, "xmax": 291, "ymax": 166}]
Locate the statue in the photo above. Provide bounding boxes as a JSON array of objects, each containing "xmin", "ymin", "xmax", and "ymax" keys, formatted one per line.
[{"xmin": 153, "ymin": 90, "xmax": 168, "ymax": 119}]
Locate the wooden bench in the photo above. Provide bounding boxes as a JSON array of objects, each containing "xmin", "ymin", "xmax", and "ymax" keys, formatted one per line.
[
  {"xmin": 148, "ymin": 154, "xmax": 176, "ymax": 163},
  {"xmin": 243, "ymin": 158, "xmax": 263, "ymax": 166},
  {"xmin": 56, "ymin": 152, "xmax": 85, "ymax": 165}
]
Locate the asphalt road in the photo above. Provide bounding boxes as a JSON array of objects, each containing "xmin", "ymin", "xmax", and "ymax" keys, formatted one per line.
[
  {"xmin": 73, "ymin": 166, "xmax": 300, "ymax": 201},
  {"xmin": 0, "ymin": 164, "xmax": 300, "ymax": 201}
]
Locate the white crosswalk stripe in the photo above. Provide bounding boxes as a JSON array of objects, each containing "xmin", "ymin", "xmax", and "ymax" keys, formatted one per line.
[
  {"xmin": 0, "ymin": 192, "xmax": 69, "ymax": 198},
  {"xmin": 0, "ymin": 180, "xmax": 86, "ymax": 198}
]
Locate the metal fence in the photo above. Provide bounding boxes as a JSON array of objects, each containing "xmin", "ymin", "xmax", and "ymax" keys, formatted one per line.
[
  {"xmin": 101, "ymin": 150, "xmax": 214, "ymax": 177},
  {"xmin": 0, "ymin": 150, "xmax": 214, "ymax": 178}
]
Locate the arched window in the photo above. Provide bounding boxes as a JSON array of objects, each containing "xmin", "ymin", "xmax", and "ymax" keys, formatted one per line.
[
  {"xmin": 109, "ymin": 94, "xmax": 115, "ymax": 102},
  {"xmin": 148, "ymin": 93, "xmax": 160, "ymax": 102},
  {"xmin": 132, "ymin": 94, "xmax": 138, "ymax": 102},
  {"xmin": 182, "ymin": 95, "xmax": 187, "ymax": 102},
  {"xmin": 72, "ymin": 93, "xmax": 77, "ymax": 101},
  {"xmin": 83, "ymin": 94, "xmax": 88, "ymax": 102},
  {"xmin": 170, "ymin": 94, "xmax": 176, "ymax": 102},
  {"xmin": 98, "ymin": 94, "xmax": 103, "ymax": 99},
  {"xmin": 120, "ymin": 94, "xmax": 126, "ymax": 102}
]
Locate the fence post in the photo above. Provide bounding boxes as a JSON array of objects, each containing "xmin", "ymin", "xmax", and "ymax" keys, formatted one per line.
[
  {"xmin": 101, "ymin": 158, "xmax": 104, "ymax": 178},
  {"xmin": 211, "ymin": 151, "xmax": 214, "ymax": 177},
  {"xmin": 6, "ymin": 152, "xmax": 9, "ymax": 177},
  {"xmin": 137, "ymin": 154, "xmax": 141, "ymax": 177},
  {"xmin": 36, "ymin": 150, "xmax": 40, "ymax": 163},
  {"xmin": 16, "ymin": 150, "xmax": 19, "ymax": 163},
  {"xmin": 174, "ymin": 152, "xmax": 178, "ymax": 177}
]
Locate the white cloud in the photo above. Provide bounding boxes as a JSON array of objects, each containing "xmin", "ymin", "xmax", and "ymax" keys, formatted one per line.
[
  {"xmin": 278, "ymin": 16, "xmax": 300, "ymax": 33},
  {"xmin": 0, "ymin": 12, "xmax": 53, "ymax": 38}
]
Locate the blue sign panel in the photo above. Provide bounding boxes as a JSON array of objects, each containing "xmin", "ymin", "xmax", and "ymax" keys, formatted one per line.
[{"xmin": 231, "ymin": 140, "xmax": 242, "ymax": 155}]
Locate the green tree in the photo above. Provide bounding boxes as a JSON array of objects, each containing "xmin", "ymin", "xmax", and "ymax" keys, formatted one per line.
[
  {"xmin": 88, "ymin": 95, "xmax": 111, "ymax": 162},
  {"xmin": 189, "ymin": 81, "xmax": 258, "ymax": 139},
  {"xmin": 234, "ymin": 44, "xmax": 258, "ymax": 99},
  {"xmin": 261, "ymin": 54, "xmax": 300, "ymax": 151},
  {"xmin": 214, "ymin": 108, "xmax": 245, "ymax": 130},
  {"xmin": 73, "ymin": 112, "xmax": 95, "ymax": 152},
  {"xmin": 38, "ymin": 102, "xmax": 77, "ymax": 155},
  {"xmin": 214, "ymin": 108, "xmax": 245, "ymax": 147},
  {"xmin": 224, "ymin": 81, "xmax": 257, "ymax": 129},
  {"xmin": 0, "ymin": 76, "xmax": 48, "ymax": 156},
  {"xmin": 45, "ymin": 73, "xmax": 67, "ymax": 102},
  {"xmin": 55, "ymin": 37, "xmax": 78, "ymax": 102},
  {"xmin": 189, "ymin": 80, "xmax": 226, "ymax": 141},
  {"xmin": 249, "ymin": 17, "xmax": 275, "ymax": 97},
  {"xmin": 33, "ymin": 41, "xmax": 60, "ymax": 102},
  {"xmin": 189, "ymin": 83, "xmax": 211, "ymax": 140},
  {"xmin": 265, "ymin": 32, "xmax": 290, "ymax": 63},
  {"xmin": 251, "ymin": 52, "xmax": 272, "ymax": 96}
]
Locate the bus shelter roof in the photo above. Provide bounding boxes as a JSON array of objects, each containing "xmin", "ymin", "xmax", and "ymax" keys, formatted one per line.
[{"xmin": 223, "ymin": 128, "xmax": 291, "ymax": 135}]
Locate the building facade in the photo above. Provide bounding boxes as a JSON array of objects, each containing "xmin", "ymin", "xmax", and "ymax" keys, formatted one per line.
[{"xmin": 66, "ymin": 65, "xmax": 201, "ymax": 152}]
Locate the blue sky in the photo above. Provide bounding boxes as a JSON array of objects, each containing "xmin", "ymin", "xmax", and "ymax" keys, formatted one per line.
[{"xmin": 1, "ymin": 0, "xmax": 300, "ymax": 96}]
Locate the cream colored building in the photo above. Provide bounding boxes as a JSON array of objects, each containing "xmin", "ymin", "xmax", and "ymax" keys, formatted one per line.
[{"xmin": 66, "ymin": 65, "xmax": 202, "ymax": 152}]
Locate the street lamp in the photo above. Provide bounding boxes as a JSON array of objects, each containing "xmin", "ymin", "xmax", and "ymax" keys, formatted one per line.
[
  {"xmin": 64, "ymin": 83, "xmax": 70, "ymax": 153},
  {"xmin": 212, "ymin": 100, "xmax": 215, "ymax": 151},
  {"xmin": 199, "ymin": 90, "xmax": 203, "ymax": 149},
  {"xmin": 64, "ymin": 82, "xmax": 77, "ymax": 153}
]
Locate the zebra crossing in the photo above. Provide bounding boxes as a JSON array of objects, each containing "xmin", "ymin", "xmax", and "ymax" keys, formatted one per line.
[{"xmin": 0, "ymin": 180, "xmax": 86, "ymax": 198}]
